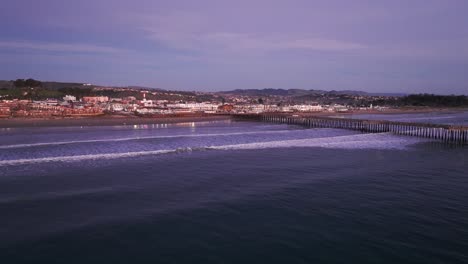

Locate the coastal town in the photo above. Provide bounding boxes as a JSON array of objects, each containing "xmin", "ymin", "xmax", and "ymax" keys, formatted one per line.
[
  {"xmin": 0, "ymin": 80, "xmax": 390, "ymax": 118},
  {"xmin": 1, "ymin": 79, "xmax": 466, "ymax": 119},
  {"xmin": 0, "ymin": 91, "xmax": 388, "ymax": 118}
]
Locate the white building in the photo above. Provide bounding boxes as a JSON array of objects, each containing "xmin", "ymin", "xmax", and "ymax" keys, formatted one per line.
[
  {"xmin": 83, "ymin": 96, "xmax": 109, "ymax": 104},
  {"xmin": 141, "ymin": 98, "xmax": 154, "ymax": 107},
  {"xmin": 290, "ymin": 105, "xmax": 323, "ymax": 112},
  {"xmin": 234, "ymin": 104, "xmax": 266, "ymax": 114},
  {"xmin": 166, "ymin": 103, "xmax": 220, "ymax": 112},
  {"xmin": 107, "ymin": 103, "xmax": 124, "ymax": 112},
  {"xmin": 63, "ymin": 95, "xmax": 77, "ymax": 102}
]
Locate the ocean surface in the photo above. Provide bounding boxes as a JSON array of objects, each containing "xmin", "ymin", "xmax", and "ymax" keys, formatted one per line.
[
  {"xmin": 1, "ymin": 112, "xmax": 467, "ymax": 263},
  {"xmin": 343, "ymin": 110, "xmax": 468, "ymax": 125}
]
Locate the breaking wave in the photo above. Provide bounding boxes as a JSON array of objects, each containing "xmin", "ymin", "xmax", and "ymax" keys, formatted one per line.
[
  {"xmin": 0, "ymin": 133, "xmax": 426, "ymax": 166},
  {"xmin": 0, "ymin": 130, "xmax": 294, "ymax": 149},
  {"xmin": 0, "ymin": 148, "xmax": 188, "ymax": 166},
  {"xmin": 211, "ymin": 133, "xmax": 425, "ymax": 150},
  {"xmin": 389, "ymin": 116, "xmax": 458, "ymax": 122}
]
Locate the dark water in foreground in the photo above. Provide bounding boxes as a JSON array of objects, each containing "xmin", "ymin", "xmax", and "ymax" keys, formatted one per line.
[{"xmin": 0, "ymin": 116, "xmax": 467, "ymax": 263}]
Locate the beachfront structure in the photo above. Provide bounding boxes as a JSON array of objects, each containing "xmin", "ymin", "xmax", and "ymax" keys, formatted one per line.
[
  {"xmin": 83, "ymin": 96, "xmax": 109, "ymax": 104},
  {"xmin": 233, "ymin": 104, "xmax": 326, "ymax": 114},
  {"xmin": 166, "ymin": 103, "xmax": 220, "ymax": 112},
  {"xmin": 107, "ymin": 103, "xmax": 124, "ymax": 112},
  {"xmin": 290, "ymin": 105, "xmax": 324, "ymax": 112},
  {"xmin": 234, "ymin": 104, "xmax": 267, "ymax": 114},
  {"xmin": 63, "ymin": 95, "xmax": 77, "ymax": 102},
  {"xmin": 141, "ymin": 98, "xmax": 154, "ymax": 107}
]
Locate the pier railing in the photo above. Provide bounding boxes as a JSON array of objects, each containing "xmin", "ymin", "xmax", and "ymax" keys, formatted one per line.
[{"xmin": 233, "ymin": 114, "xmax": 468, "ymax": 145}]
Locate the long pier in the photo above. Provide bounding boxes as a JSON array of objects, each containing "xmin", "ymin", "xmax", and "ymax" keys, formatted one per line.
[{"xmin": 234, "ymin": 114, "xmax": 468, "ymax": 145}]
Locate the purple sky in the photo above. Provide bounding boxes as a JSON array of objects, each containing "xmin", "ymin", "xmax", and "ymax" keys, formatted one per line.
[{"xmin": 1, "ymin": 0, "xmax": 468, "ymax": 94}]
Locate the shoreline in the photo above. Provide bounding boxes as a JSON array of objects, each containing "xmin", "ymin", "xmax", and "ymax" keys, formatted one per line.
[
  {"xmin": 0, "ymin": 115, "xmax": 231, "ymax": 129},
  {"xmin": 1, "ymin": 108, "xmax": 466, "ymax": 129}
]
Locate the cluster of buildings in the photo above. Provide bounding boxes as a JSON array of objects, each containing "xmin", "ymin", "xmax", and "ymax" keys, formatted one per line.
[
  {"xmin": 0, "ymin": 92, "xmax": 386, "ymax": 118},
  {"xmin": 228, "ymin": 104, "xmax": 380, "ymax": 114},
  {"xmin": 0, "ymin": 98, "xmax": 103, "ymax": 118}
]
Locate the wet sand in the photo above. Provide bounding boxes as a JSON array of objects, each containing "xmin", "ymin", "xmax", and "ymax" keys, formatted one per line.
[{"xmin": 0, "ymin": 115, "xmax": 231, "ymax": 128}]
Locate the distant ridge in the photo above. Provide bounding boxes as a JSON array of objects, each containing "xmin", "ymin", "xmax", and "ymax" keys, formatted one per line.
[
  {"xmin": 0, "ymin": 80, "xmax": 165, "ymax": 91},
  {"xmin": 0, "ymin": 80, "xmax": 87, "ymax": 90},
  {"xmin": 126, "ymin": 86, "xmax": 165, "ymax": 91},
  {"xmin": 218, "ymin": 88, "xmax": 406, "ymax": 97}
]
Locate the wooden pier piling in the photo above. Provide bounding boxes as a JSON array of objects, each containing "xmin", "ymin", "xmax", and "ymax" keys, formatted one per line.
[{"xmin": 233, "ymin": 114, "xmax": 468, "ymax": 145}]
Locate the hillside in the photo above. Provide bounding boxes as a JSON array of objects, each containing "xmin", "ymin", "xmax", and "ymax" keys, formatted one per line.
[
  {"xmin": 218, "ymin": 88, "xmax": 405, "ymax": 97},
  {"xmin": 0, "ymin": 80, "xmax": 91, "ymax": 90}
]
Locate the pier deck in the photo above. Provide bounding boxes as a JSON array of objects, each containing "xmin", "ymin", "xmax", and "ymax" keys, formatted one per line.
[{"xmin": 234, "ymin": 114, "xmax": 468, "ymax": 145}]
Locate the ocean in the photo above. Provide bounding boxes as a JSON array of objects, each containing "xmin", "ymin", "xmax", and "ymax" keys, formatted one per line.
[{"xmin": 1, "ymin": 112, "xmax": 467, "ymax": 263}]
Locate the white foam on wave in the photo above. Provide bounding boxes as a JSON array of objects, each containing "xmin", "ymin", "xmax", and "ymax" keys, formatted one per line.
[
  {"xmin": 0, "ymin": 149, "xmax": 181, "ymax": 166},
  {"xmin": 390, "ymin": 116, "xmax": 458, "ymax": 121},
  {"xmin": 210, "ymin": 133, "xmax": 425, "ymax": 151},
  {"xmin": 0, "ymin": 130, "xmax": 295, "ymax": 149},
  {"xmin": 0, "ymin": 133, "xmax": 426, "ymax": 166}
]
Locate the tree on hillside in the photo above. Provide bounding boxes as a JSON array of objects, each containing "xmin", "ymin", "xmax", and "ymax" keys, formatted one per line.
[
  {"xmin": 13, "ymin": 78, "xmax": 42, "ymax": 88},
  {"xmin": 401, "ymin": 94, "xmax": 468, "ymax": 107},
  {"xmin": 13, "ymin": 79, "xmax": 26, "ymax": 88},
  {"xmin": 25, "ymin": 78, "xmax": 42, "ymax": 87}
]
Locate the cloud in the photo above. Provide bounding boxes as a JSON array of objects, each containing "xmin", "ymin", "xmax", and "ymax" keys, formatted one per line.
[
  {"xmin": 147, "ymin": 30, "xmax": 367, "ymax": 54},
  {"xmin": 194, "ymin": 33, "xmax": 367, "ymax": 52},
  {"xmin": 140, "ymin": 12, "xmax": 367, "ymax": 55},
  {"xmin": 137, "ymin": 9, "xmax": 468, "ymax": 61},
  {"xmin": 0, "ymin": 41, "xmax": 128, "ymax": 54}
]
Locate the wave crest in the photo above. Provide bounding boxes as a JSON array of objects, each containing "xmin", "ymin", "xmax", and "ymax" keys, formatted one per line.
[{"xmin": 0, "ymin": 133, "xmax": 425, "ymax": 166}]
